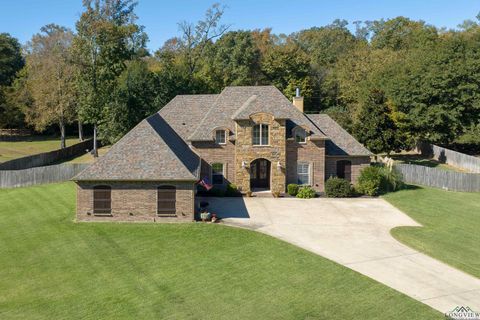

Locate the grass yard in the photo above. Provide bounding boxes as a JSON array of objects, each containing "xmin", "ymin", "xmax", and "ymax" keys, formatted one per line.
[
  {"xmin": 66, "ymin": 146, "xmax": 110, "ymax": 163},
  {"xmin": 384, "ymin": 186, "xmax": 480, "ymax": 278},
  {"xmin": 0, "ymin": 137, "xmax": 80, "ymax": 163},
  {"xmin": 0, "ymin": 183, "xmax": 440, "ymax": 319}
]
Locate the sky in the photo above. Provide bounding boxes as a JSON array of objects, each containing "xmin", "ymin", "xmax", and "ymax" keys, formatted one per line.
[{"xmin": 1, "ymin": 0, "xmax": 479, "ymax": 51}]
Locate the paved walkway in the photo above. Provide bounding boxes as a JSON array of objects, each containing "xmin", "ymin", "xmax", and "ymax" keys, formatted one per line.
[{"xmin": 199, "ymin": 196, "xmax": 480, "ymax": 314}]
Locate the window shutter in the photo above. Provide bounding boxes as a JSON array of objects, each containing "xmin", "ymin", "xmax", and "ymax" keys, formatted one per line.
[
  {"xmin": 157, "ymin": 186, "xmax": 176, "ymax": 216},
  {"xmin": 93, "ymin": 186, "xmax": 111, "ymax": 214}
]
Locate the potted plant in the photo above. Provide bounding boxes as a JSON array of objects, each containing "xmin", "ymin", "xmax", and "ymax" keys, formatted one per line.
[{"xmin": 200, "ymin": 211, "xmax": 210, "ymax": 222}]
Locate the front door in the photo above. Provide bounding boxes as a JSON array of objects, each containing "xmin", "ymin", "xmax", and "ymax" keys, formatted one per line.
[{"xmin": 250, "ymin": 159, "xmax": 271, "ymax": 189}]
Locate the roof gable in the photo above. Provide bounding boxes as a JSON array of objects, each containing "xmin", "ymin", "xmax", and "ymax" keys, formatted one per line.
[
  {"xmin": 231, "ymin": 87, "xmax": 297, "ymax": 120},
  {"xmin": 307, "ymin": 114, "xmax": 372, "ymax": 156},
  {"xmin": 188, "ymin": 86, "xmax": 326, "ymax": 141},
  {"xmin": 73, "ymin": 113, "xmax": 200, "ymax": 181}
]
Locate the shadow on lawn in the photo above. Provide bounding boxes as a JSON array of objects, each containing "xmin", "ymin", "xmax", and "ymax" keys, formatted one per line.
[
  {"xmin": 385, "ymin": 184, "xmax": 422, "ymax": 194},
  {"xmin": 390, "ymin": 154, "xmax": 443, "ymax": 168}
]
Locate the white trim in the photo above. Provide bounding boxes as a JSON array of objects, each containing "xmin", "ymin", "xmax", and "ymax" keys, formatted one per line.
[
  {"xmin": 210, "ymin": 162, "xmax": 225, "ymax": 185},
  {"xmin": 296, "ymin": 162, "xmax": 311, "ymax": 185},
  {"xmin": 215, "ymin": 129, "xmax": 227, "ymax": 145},
  {"xmin": 309, "ymin": 162, "xmax": 313, "ymax": 185},
  {"xmin": 252, "ymin": 124, "xmax": 269, "ymax": 146},
  {"xmin": 294, "ymin": 127, "xmax": 307, "ymax": 144}
]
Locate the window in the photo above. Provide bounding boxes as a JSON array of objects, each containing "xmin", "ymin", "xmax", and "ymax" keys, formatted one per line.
[
  {"xmin": 215, "ymin": 130, "xmax": 226, "ymax": 144},
  {"xmin": 336, "ymin": 160, "xmax": 352, "ymax": 181},
  {"xmin": 252, "ymin": 124, "xmax": 269, "ymax": 146},
  {"xmin": 295, "ymin": 128, "xmax": 307, "ymax": 143},
  {"xmin": 93, "ymin": 186, "xmax": 111, "ymax": 214},
  {"xmin": 157, "ymin": 186, "xmax": 176, "ymax": 216},
  {"xmin": 297, "ymin": 162, "xmax": 310, "ymax": 185},
  {"xmin": 211, "ymin": 163, "xmax": 224, "ymax": 185}
]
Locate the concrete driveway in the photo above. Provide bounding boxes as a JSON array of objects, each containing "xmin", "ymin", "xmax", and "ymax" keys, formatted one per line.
[{"xmin": 199, "ymin": 196, "xmax": 480, "ymax": 314}]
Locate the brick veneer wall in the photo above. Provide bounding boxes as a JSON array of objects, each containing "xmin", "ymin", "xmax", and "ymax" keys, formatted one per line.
[
  {"xmin": 192, "ymin": 138, "xmax": 235, "ymax": 188},
  {"xmin": 76, "ymin": 181, "xmax": 195, "ymax": 222},
  {"xmin": 286, "ymin": 139, "xmax": 326, "ymax": 192},
  {"xmin": 325, "ymin": 156, "xmax": 371, "ymax": 184},
  {"xmin": 234, "ymin": 113, "xmax": 286, "ymax": 193}
]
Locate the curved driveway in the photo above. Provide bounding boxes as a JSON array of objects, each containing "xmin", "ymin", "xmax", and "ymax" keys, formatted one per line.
[{"xmin": 201, "ymin": 196, "xmax": 480, "ymax": 314}]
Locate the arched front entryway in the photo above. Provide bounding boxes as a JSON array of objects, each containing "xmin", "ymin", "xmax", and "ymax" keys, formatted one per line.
[{"xmin": 250, "ymin": 158, "xmax": 271, "ymax": 190}]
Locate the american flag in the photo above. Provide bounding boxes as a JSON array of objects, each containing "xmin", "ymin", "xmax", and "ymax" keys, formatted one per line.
[{"xmin": 198, "ymin": 176, "xmax": 213, "ymax": 191}]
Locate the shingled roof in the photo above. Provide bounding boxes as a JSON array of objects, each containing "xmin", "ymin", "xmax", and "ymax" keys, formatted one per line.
[
  {"xmin": 159, "ymin": 94, "xmax": 218, "ymax": 141},
  {"xmin": 74, "ymin": 87, "xmax": 370, "ymax": 182},
  {"xmin": 188, "ymin": 86, "xmax": 327, "ymax": 141},
  {"xmin": 307, "ymin": 114, "xmax": 372, "ymax": 156},
  {"xmin": 73, "ymin": 113, "xmax": 200, "ymax": 181}
]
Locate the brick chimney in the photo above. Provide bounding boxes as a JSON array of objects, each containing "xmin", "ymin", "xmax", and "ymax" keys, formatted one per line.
[{"xmin": 292, "ymin": 87, "xmax": 304, "ymax": 113}]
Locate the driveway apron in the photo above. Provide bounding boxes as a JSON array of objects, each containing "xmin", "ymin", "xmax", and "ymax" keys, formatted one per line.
[{"xmin": 200, "ymin": 196, "xmax": 480, "ymax": 314}]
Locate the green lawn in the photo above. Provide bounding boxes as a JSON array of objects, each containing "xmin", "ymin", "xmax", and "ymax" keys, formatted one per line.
[
  {"xmin": 384, "ymin": 186, "xmax": 480, "ymax": 278},
  {"xmin": 0, "ymin": 137, "xmax": 80, "ymax": 163},
  {"xmin": 0, "ymin": 183, "xmax": 440, "ymax": 319}
]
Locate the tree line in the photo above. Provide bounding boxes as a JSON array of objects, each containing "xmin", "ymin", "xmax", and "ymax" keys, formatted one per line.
[{"xmin": 0, "ymin": 0, "xmax": 479, "ymax": 155}]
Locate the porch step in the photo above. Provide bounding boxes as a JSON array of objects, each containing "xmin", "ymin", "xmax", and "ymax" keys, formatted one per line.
[{"xmin": 251, "ymin": 191, "xmax": 273, "ymax": 198}]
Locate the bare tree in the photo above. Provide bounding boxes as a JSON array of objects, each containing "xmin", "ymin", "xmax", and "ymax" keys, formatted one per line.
[{"xmin": 178, "ymin": 3, "xmax": 230, "ymax": 79}]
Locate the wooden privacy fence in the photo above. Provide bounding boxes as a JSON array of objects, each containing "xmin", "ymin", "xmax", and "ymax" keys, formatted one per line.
[
  {"xmin": 0, "ymin": 129, "xmax": 32, "ymax": 141},
  {"xmin": 0, "ymin": 139, "xmax": 93, "ymax": 170},
  {"xmin": 395, "ymin": 163, "xmax": 480, "ymax": 192},
  {"xmin": 0, "ymin": 163, "xmax": 88, "ymax": 188},
  {"xmin": 417, "ymin": 142, "xmax": 480, "ymax": 173}
]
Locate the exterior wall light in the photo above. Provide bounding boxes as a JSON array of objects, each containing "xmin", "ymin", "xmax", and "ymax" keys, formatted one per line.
[
  {"xmin": 242, "ymin": 161, "xmax": 247, "ymax": 169},
  {"xmin": 277, "ymin": 161, "xmax": 282, "ymax": 170}
]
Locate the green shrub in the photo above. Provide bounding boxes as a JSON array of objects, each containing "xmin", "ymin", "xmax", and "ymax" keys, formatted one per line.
[
  {"xmin": 356, "ymin": 165, "xmax": 405, "ymax": 196},
  {"xmin": 225, "ymin": 183, "xmax": 240, "ymax": 197},
  {"xmin": 287, "ymin": 183, "xmax": 299, "ymax": 196},
  {"xmin": 379, "ymin": 166, "xmax": 404, "ymax": 192},
  {"xmin": 356, "ymin": 166, "xmax": 383, "ymax": 196},
  {"xmin": 296, "ymin": 186, "xmax": 316, "ymax": 199},
  {"xmin": 325, "ymin": 177, "xmax": 352, "ymax": 197}
]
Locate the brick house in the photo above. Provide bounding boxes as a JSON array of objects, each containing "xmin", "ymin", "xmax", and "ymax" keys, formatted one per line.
[{"xmin": 73, "ymin": 86, "xmax": 371, "ymax": 222}]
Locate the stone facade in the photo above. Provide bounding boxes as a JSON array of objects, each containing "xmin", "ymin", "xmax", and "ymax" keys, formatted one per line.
[
  {"xmin": 76, "ymin": 181, "xmax": 195, "ymax": 222},
  {"xmin": 234, "ymin": 112, "xmax": 286, "ymax": 194},
  {"xmin": 191, "ymin": 114, "xmax": 370, "ymax": 194},
  {"xmin": 325, "ymin": 156, "xmax": 371, "ymax": 184}
]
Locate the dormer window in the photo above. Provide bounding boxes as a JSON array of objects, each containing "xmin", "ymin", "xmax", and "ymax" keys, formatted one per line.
[
  {"xmin": 253, "ymin": 124, "xmax": 269, "ymax": 146},
  {"xmin": 295, "ymin": 128, "xmax": 307, "ymax": 144},
  {"xmin": 215, "ymin": 130, "xmax": 226, "ymax": 144}
]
